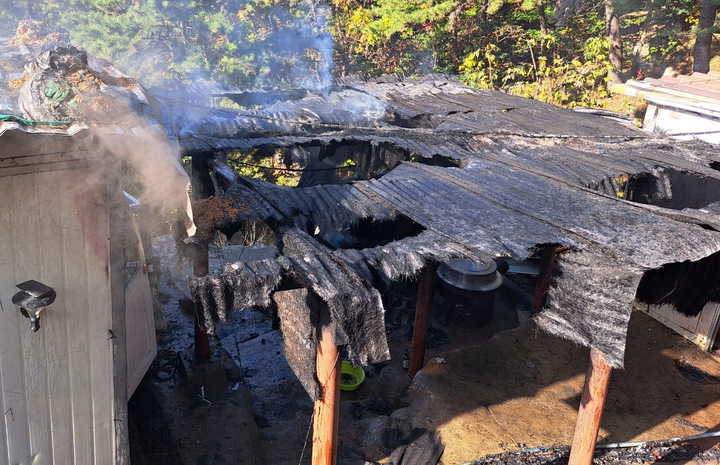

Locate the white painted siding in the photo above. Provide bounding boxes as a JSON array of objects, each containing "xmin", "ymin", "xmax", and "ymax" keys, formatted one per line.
[{"xmin": 0, "ymin": 167, "xmax": 117, "ymax": 465}]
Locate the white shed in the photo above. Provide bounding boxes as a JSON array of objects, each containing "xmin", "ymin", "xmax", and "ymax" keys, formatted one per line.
[
  {"xmin": 612, "ymin": 72, "xmax": 720, "ymax": 144},
  {"xmin": 0, "ymin": 123, "xmax": 157, "ymax": 465}
]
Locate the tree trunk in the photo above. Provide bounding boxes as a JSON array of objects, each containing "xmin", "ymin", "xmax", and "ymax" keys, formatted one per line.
[
  {"xmin": 606, "ymin": 0, "xmax": 624, "ymax": 82},
  {"xmin": 629, "ymin": 0, "xmax": 655, "ymax": 79},
  {"xmin": 693, "ymin": 0, "xmax": 719, "ymax": 74},
  {"xmin": 538, "ymin": 0, "xmax": 549, "ymax": 55}
]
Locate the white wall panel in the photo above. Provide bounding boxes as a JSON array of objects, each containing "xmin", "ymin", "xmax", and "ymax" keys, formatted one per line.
[{"xmin": 0, "ymin": 167, "xmax": 118, "ymax": 465}]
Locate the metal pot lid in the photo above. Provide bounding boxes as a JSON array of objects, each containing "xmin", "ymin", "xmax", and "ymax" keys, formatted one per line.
[
  {"xmin": 437, "ymin": 258, "xmax": 503, "ymax": 292},
  {"xmin": 445, "ymin": 258, "xmax": 496, "ymax": 275}
]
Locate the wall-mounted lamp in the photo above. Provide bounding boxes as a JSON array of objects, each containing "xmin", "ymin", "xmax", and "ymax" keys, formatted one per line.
[{"xmin": 12, "ymin": 280, "xmax": 56, "ymax": 333}]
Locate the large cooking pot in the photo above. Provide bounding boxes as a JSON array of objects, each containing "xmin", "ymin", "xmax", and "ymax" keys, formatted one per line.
[
  {"xmin": 437, "ymin": 258, "xmax": 503, "ymax": 292},
  {"xmin": 436, "ymin": 258, "xmax": 503, "ymax": 327}
]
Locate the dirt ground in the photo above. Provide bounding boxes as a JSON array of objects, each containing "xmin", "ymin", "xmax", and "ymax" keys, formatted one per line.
[
  {"xmin": 399, "ymin": 311, "xmax": 720, "ymax": 464},
  {"xmin": 129, "ymin": 237, "xmax": 720, "ymax": 465}
]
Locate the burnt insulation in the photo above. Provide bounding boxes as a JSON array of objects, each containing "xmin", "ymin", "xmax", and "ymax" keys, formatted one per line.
[{"xmin": 182, "ymin": 75, "xmax": 720, "ymax": 375}]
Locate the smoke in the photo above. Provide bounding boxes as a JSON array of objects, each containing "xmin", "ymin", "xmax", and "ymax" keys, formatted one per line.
[
  {"xmin": 9, "ymin": 35, "xmax": 195, "ymax": 237},
  {"xmin": 104, "ymin": 130, "xmax": 196, "ymax": 237},
  {"xmin": 31, "ymin": 0, "xmax": 338, "ymax": 92},
  {"xmin": 290, "ymin": 3, "xmax": 336, "ymax": 93}
]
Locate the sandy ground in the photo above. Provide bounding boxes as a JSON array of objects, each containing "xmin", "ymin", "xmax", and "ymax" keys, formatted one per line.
[
  {"xmin": 398, "ymin": 311, "xmax": 720, "ymax": 465},
  {"xmin": 130, "ymin": 236, "xmax": 720, "ymax": 465}
]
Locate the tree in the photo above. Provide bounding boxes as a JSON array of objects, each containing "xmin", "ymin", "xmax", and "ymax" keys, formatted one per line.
[
  {"xmin": 693, "ymin": 0, "xmax": 719, "ymax": 73},
  {"xmin": 605, "ymin": 0, "xmax": 624, "ymax": 82},
  {"xmin": 1, "ymin": 0, "xmax": 335, "ymax": 89}
]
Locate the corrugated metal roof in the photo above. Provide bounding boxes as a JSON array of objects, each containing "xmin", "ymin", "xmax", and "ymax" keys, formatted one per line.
[{"xmin": 187, "ymin": 75, "xmax": 720, "ymax": 372}]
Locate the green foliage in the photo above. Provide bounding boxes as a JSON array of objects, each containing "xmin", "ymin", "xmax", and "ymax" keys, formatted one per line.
[
  {"xmin": 227, "ymin": 149, "xmax": 302, "ymax": 187},
  {"xmin": 507, "ymin": 37, "xmax": 614, "ymax": 108},
  {"xmin": 0, "ymin": 0, "xmax": 710, "ymax": 109},
  {"xmin": 2, "ymin": 0, "xmax": 334, "ymax": 89}
]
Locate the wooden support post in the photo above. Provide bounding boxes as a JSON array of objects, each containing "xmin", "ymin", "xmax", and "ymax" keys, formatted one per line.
[
  {"xmin": 532, "ymin": 246, "xmax": 557, "ymax": 314},
  {"xmin": 312, "ymin": 320, "xmax": 341, "ymax": 465},
  {"xmin": 409, "ymin": 263, "xmax": 437, "ymax": 378},
  {"xmin": 193, "ymin": 241, "xmax": 211, "ymax": 361},
  {"xmin": 568, "ymin": 349, "xmax": 612, "ymax": 465}
]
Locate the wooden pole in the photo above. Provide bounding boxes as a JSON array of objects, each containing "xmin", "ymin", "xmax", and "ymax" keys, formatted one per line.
[
  {"xmin": 409, "ymin": 263, "xmax": 437, "ymax": 377},
  {"xmin": 312, "ymin": 321, "xmax": 341, "ymax": 465},
  {"xmin": 193, "ymin": 241, "xmax": 211, "ymax": 361},
  {"xmin": 532, "ymin": 246, "xmax": 557, "ymax": 314},
  {"xmin": 568, "ymin": 348, "xmax": 612, "ymax": 465}
]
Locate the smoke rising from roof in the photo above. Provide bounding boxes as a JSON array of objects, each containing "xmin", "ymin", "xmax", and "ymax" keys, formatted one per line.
[{"xmin": 5, "ymin": 26, "xmax": 196, "ymax": 236}]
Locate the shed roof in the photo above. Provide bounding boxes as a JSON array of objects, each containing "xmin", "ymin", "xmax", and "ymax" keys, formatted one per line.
[
  {"xmin": 612, "ymin": 72, "xmax": 720, "ymax": 121},
  {"xmin": 181, "ymin": 76, "xmax": 720, "ymax": 397}
]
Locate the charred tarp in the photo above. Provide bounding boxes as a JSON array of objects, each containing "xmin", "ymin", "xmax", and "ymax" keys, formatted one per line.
[{"xmin": 176, "ymin": 75, "xmax": 720, "ymax": 398}]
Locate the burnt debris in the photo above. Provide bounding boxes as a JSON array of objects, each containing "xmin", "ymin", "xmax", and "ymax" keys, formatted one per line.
[{"xmin": 177, "ymin": 75, "xmax": 720, "ymax": 379}]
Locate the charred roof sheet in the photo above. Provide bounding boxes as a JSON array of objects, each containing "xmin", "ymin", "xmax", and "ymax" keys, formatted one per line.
[
  {"xmin": 0, "ymin": 31, "xmax": 162, "ymax": 138},
  {"xmin": 165, "ymin": 76, "xmax": 642, "ymax": 154},
  {"xmin": 185, "ymin": 75, "xmax": 720, "ymax": 393},
  {"xmin": 193, "ymin": 150, "xmax": 720, "ymax": 367}
]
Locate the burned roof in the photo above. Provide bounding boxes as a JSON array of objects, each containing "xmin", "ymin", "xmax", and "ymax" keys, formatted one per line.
[
  {"xmin": 179, "ymin": 74, "xmax": 720, "ymax": 400},
  {"xmin": 0, "ymin": 21, "xmax": 161, "ymax": 138}
]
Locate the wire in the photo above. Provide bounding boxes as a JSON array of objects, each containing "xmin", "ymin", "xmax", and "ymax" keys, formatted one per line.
[
  {"xmin": 298, "ymin": 411, "xmax": 315, "ymax": 465},
  {"xmin": 458, "ymin": 430, "xmax": 720, "ymax": 464},
  {"xmin": 664, "ymin": 129, "xmax": 720, "ymax": 137},
  {"xmin": 297, "ymin": 350, "xmax": 341, "ymax": 464}
]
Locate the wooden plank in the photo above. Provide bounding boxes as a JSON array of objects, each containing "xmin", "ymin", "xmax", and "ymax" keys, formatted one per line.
[
  {"xmin": 0, "ymin": 174, "xmax": 27, "ymax": 465},
  {"xmin": 409, "ymin": 264, "xmax": 436, "ymax": 377},
  {"xmin": 696, "ymin": 302, "xmax": 720, "ymax": 350},
  {"xmin": 62, "ymin": 169, "xmax": 95, "ymax": 465},
  {"xmin": 13, "ymin": 172, "xmax": 54, "ymax": 463},
  {"xmin": 639, "ymin": 301, "xmax": 720, "ymax": 351},
  {"xmin": 38, "ymin": 170, "xmax": 74, "ymax": 464},
  {"xmin": 109, "ymin": 184, "xmax": 130, "ymax": 465},
  {"xmin": 312, "ymin": 317, "xmax": 341, "ymax": 465},
  {"xmin": 124, "ymin": 269, "xmax": 156, "ymax": 398},
  {"xmin": 124, "ymin": 213, "xmax": 157, "ymax": 399},
  {"xmin": 81, "ymin": 175, "xmax": 115, "ymax": 465},
  {"xmin": 568, "ymin": 349, "xmax": 612, "ymax": 465}
]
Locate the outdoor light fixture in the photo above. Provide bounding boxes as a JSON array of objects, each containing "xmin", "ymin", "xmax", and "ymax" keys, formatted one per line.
[{"xmin": 12, "ymin": 280, "xmax": 56, "ymax": 333}]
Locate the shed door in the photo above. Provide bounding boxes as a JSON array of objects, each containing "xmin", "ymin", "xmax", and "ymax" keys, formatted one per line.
[{"xmin": 124, "ymin": 216, "xmax": 157, "ymax": 398}]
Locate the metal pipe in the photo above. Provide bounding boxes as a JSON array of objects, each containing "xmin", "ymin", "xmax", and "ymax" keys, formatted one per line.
[{"xmin": 458, "ymin": 429, "xmax": 720, "ymax": 464}]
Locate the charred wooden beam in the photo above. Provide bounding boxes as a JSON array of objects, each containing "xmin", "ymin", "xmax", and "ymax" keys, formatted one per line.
[
  {"xmin": 409, "ymin": 263, "xmax": 437, "ymax": 377},
  {"xmin": 192, "ymin": 240, "xmax": 211, "ymax": 361},
  {"xmin": 210, "ymin": 158, "xmax": 238, "ymax": 192},
  {"xmin": 532, "ymin": 246, "xmax": 557, "ymax": 314}
]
